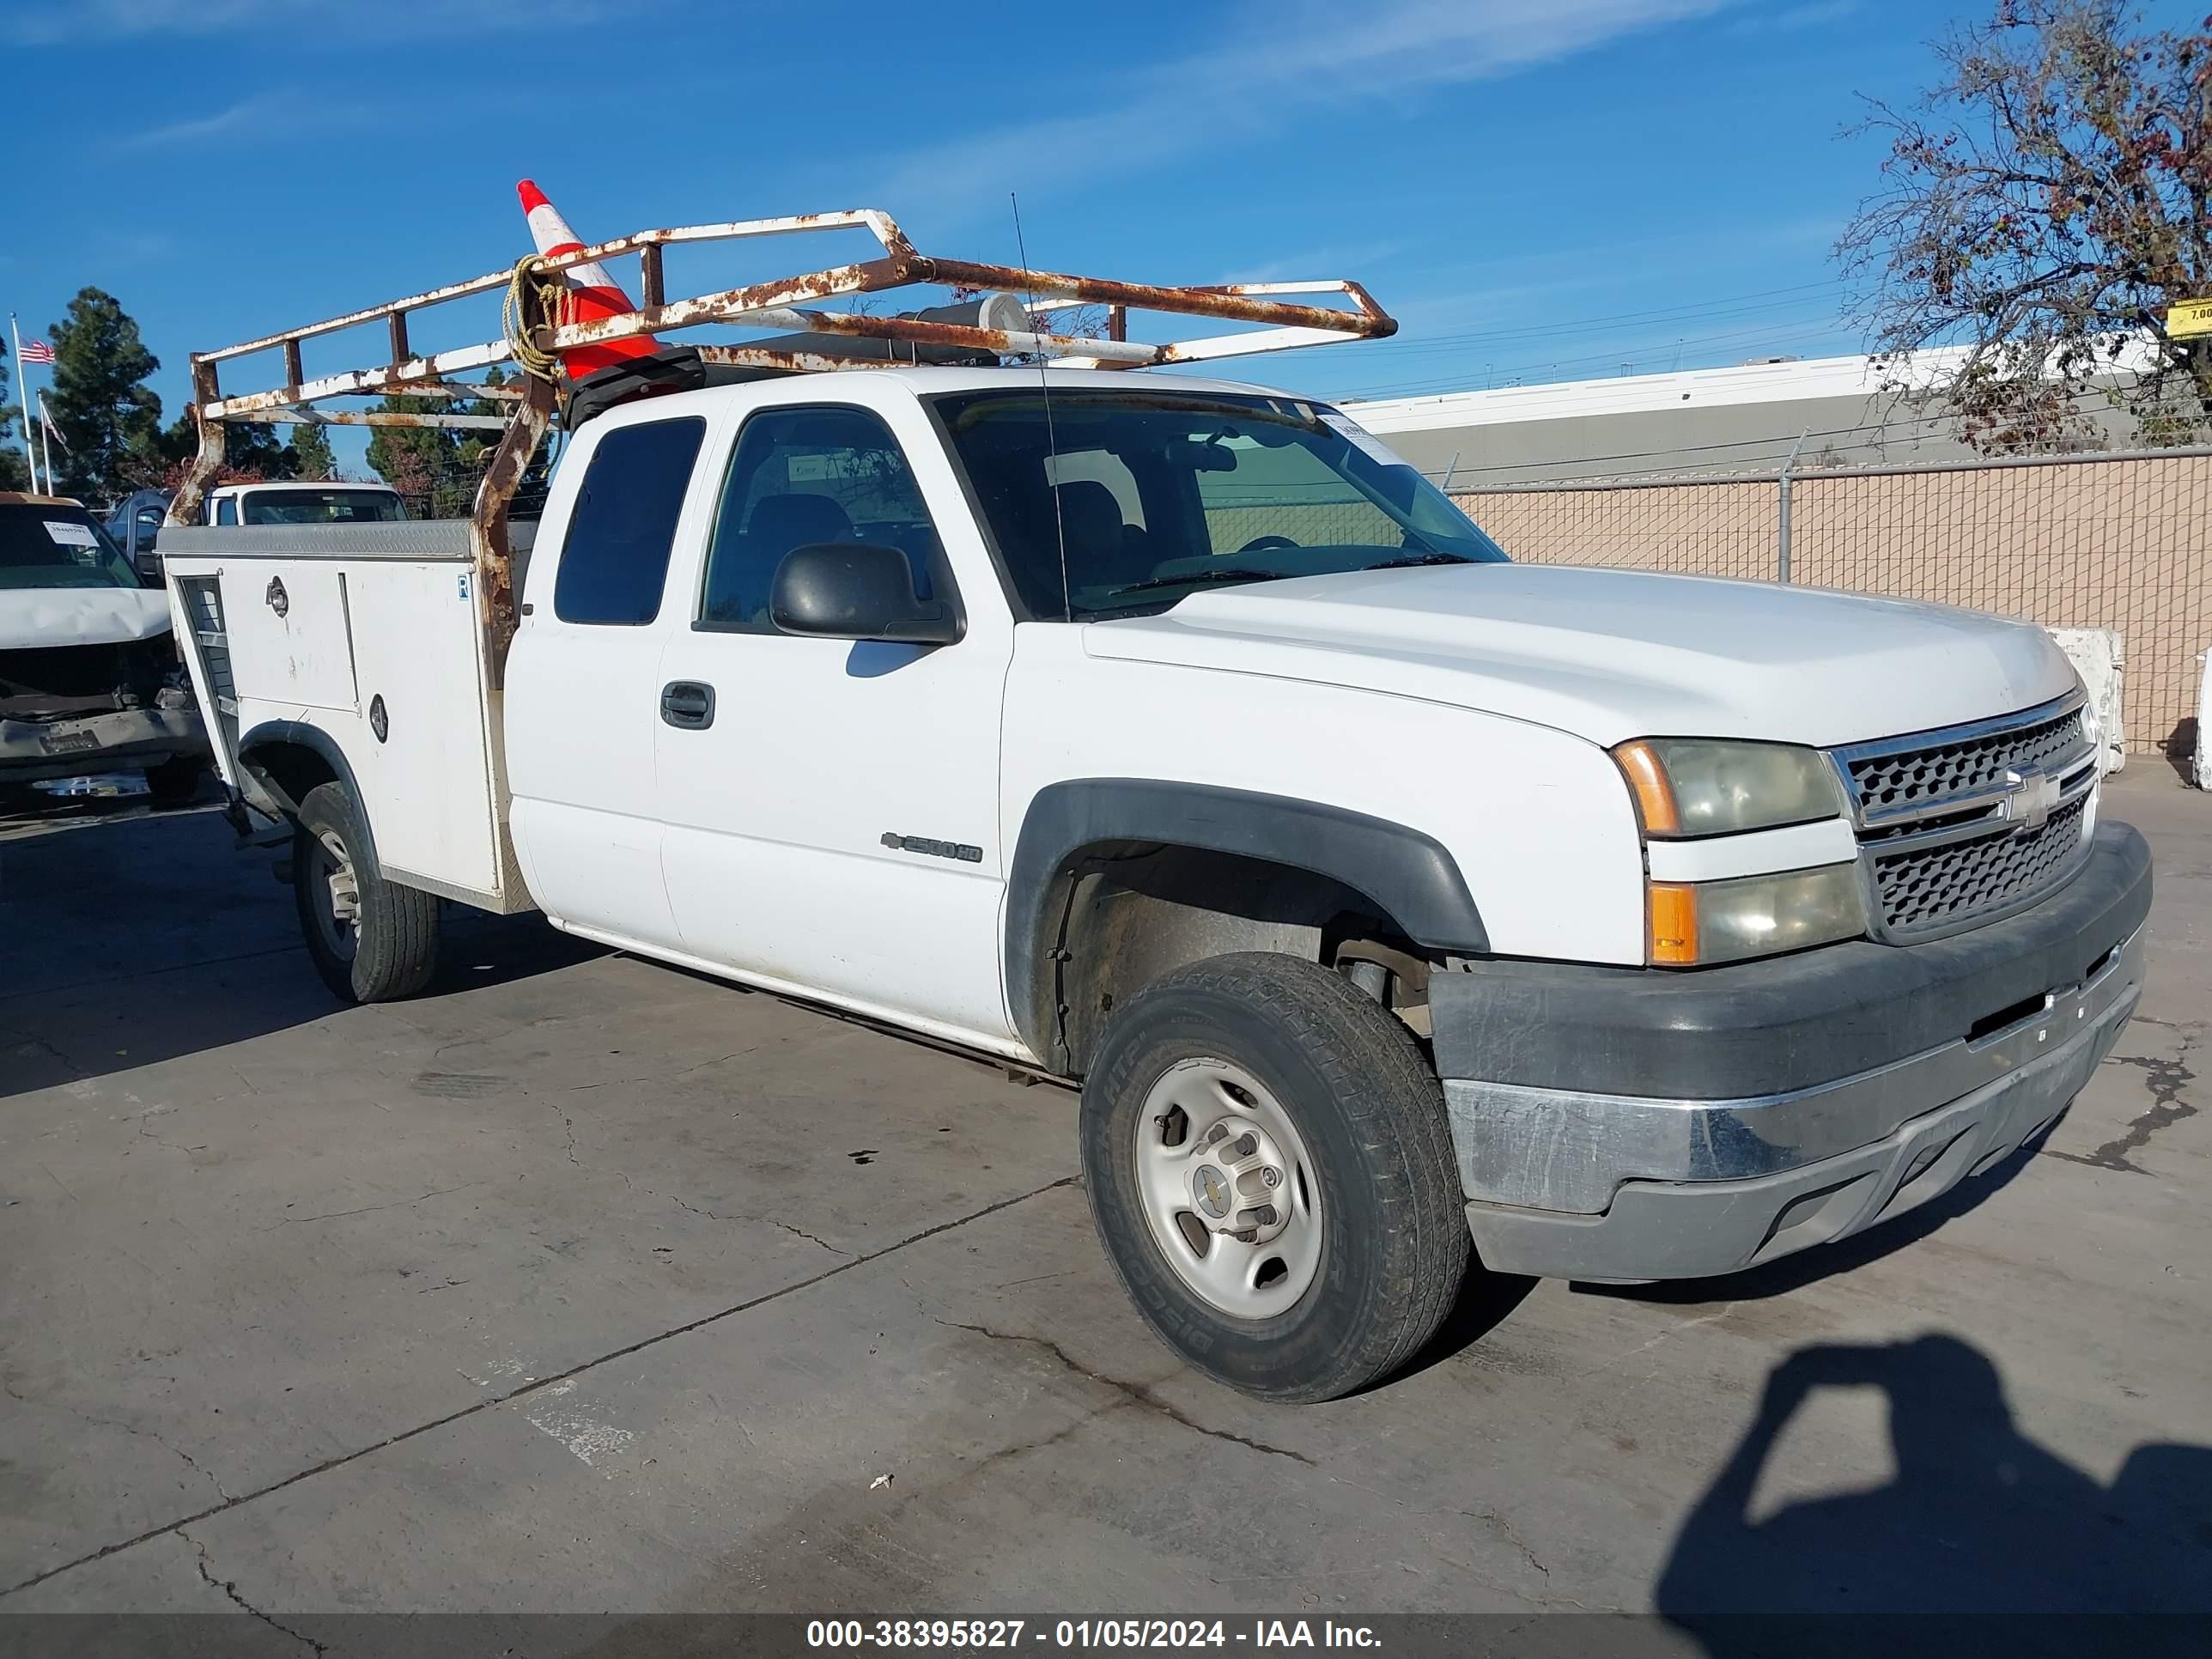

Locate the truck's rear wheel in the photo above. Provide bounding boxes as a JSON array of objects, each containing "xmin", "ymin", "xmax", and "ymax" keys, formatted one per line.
[
  {"xmin": 1079, "ymin": 952, "xmax": 1469, "ymax": 1402},
  {"xmin": 294, "ymin": 781, "xmax": 438, "ymax": 1003}
]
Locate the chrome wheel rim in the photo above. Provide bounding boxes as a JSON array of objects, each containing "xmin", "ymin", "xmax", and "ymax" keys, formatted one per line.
[
  {"xmin": 309, "ymin": 829, "xmax": 361, "ymax": 963},
  {"xmin": 1132, "ymin": 1058, "xmax": 1323, "ymax": 1320}
]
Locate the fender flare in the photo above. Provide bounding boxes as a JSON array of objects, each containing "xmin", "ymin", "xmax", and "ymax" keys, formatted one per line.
[{"xmin": 1005, "ymin": 778, "xmax": 1488, "ymax": 1060}]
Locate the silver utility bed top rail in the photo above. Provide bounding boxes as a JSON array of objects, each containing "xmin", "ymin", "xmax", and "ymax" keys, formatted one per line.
[{"xmin": 173, "ymin": 202, "xmax": 1397, "ymax": 677}]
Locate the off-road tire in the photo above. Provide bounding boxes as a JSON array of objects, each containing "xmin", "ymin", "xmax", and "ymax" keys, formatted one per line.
[
  {"xmin": 1080, "ymin": 951, "xmax": 1469, "ymax": 1402},
  {"xmin": 294, "ymin": 781, "xmax": 438, "ymax": 1003}
]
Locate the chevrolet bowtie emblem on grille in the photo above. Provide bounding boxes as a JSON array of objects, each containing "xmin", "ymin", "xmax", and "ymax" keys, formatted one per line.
[{"xmin": 2003, "ymin": 763, "xmax": 2060, "ymax": 831}]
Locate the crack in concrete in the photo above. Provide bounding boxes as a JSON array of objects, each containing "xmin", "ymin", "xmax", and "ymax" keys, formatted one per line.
[
  {"xmin": 3, "ymin": 1381, "xmax": 230, "ymax": 1503},
  {"xmin": 547, "ymin": 1101, "xmax": 586, "ymax": 1169},
  {"xmin": 560, "ymin": 1047, "xmax": 760, "ymax": 1095},
  {"xmin": 2045, "ymin": 1034, "xmax": 2198, "ymax": 1175},
  {"xmin": 132, "ymin": 1108, "xmax": 210, "ymax": 1158},
  {"xmin": 0, "ymin": 1173, "xmax": 1079, "ymax": 1603},
  {"xmin": 1465, "ymin": 1507, "xmax": 1550, "ymax": 1579},
  {"xmin": 11, "ymin": 1034, "xmax": 84, "ymax": 1080},
  {"xmin": 548, "ymin": 1100, "xmax": 843, "ymax": 1253},
  {"xmin": 1322, "ymin": 1474, "xmax": 1586, "ymax": 1605},
  {"xmin": 656, "ymin": 1188, "xmax": 845, "ymax": 1254},
  {"xmin": 182, "ymin": 1528, "xmax": 326, "ymax": 1655},
  {"xmin": 256, "ymin": 1182, "xmax": 483, "ymax": 1231},
  {"xmin": 930, "ymin": 1316, "xmax": 1315, "ymax": 1468}
]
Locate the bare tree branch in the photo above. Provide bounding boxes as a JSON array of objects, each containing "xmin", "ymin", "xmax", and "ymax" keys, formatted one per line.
[{"xmin": 1839, "ymin": 0, "xmax": 2212, "ymax": 451}]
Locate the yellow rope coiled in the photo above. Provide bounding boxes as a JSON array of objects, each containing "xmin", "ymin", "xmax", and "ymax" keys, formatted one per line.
[{"xmin": 501, "ymin": 256, "xmax": 575, "ymax": 386}]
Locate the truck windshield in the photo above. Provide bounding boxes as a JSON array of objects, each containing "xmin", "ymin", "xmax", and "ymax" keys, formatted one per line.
[
  {"xmin": 0, "ymin": 505, "xmax": 144, "ymax": 590},
  {"xmin": 931, "ymin": 387, "xmax": 1507, "ymax": 619},
  {"xmin": 242, "ymin": 489, "xmax": 405, "ymax": 526}
]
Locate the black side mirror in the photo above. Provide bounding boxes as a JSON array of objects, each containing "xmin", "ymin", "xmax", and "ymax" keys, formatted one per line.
[{"xmin": 769, "ymin": 542, "xmax": 960, "ymax": 646}]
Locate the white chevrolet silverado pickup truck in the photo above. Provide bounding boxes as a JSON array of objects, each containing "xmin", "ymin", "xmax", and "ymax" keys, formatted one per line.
[{"xmin": 155, "ymin": 212, "xmax": 2150, "ymax": 1401}]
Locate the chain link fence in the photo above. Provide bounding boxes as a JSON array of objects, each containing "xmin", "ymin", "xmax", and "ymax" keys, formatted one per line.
[{"xmin": 1454, "ymin": 447, "xmax": 2212, "ymax": 760}]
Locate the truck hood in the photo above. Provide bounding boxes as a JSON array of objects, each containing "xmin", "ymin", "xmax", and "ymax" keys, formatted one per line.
[
  {"xmin": 1083, "ymin": 563, "xmax": 2075, "ymax": 749},
  {"xmin": 0, "ymin": 587, "xmax": 173, "ymax": 652}
]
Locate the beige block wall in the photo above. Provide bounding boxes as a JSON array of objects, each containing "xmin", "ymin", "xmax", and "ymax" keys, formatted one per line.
[{"xmin": 1457, "ymin": 453, "xmax": 2212, "ymax": 755}]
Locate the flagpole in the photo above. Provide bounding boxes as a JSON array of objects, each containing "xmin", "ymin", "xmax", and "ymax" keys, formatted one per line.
[
  {"xmin": 38, "ymin": 393, "xmax": 60, "ymax": 500},
  {"xmin": 9, "ymin": 313, "xmax": 40, "ymax": 494}
]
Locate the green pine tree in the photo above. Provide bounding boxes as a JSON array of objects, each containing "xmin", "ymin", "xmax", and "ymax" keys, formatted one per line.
[
  {"xmin": 222, "ymin": 422, "xmax": 296, "ymax": 481},
  {"xmin": 286, "ymin": 422, "xmax": 337, "ymax": 482},
  {"xmin": 366, "ymin": 391, "xmax": 462, "ymax": 517},
  {"xmin": 46, "ymin": 288, "xmax": 163, "ymax": 501}
]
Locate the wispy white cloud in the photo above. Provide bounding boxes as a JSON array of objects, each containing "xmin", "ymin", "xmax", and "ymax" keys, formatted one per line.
[
  {"xmin": 1725, "ymin": 0, "xmax": 1858, "ymax": 35},
  {"xmin": 112, "ymin": 91, "xmax": 297, "ymax": 150},
  {"xmin": 879, "ymin": 0, "xmax": 1733, "ymax": 218},
  {"xmin": 1224, "ymin": 238, "xmax": 1420, "ymax": 286}
]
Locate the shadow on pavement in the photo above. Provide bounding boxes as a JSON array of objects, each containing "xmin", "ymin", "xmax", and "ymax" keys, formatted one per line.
[
  {"xmin": 1656, "ymin": 1334, "xmax": 2212, "ymax": 1649},
  {"xmin": 1, "ymin": 805, "xmax": 604, "ymax": 1097}
]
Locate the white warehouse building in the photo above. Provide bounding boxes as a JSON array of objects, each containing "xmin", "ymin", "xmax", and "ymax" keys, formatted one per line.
[{"xmin": 1342, "ymin": 345, "xmax": 2146, "ymax": 486}]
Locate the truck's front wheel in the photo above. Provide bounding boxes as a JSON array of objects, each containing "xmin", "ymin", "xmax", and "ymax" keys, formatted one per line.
[
  {"xmin": 294, "ymin": 781, "xmax": 439, "ymax": 1003},
  {"xmin": 1080, "ymin": 952, "xmax": 1469, "ymax": 1402}
]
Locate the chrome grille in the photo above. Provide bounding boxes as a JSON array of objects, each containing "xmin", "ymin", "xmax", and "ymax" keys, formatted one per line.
[
  {"xmin": 1846, "ymin": 705, "xmax": 2084, "ymax": 818},
  {"xmin": 1832, "ymin": 694, "xmax": 2098, "ymax": 942}
]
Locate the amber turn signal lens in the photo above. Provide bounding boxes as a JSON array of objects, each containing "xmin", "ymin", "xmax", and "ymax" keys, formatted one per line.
[
  {"xmin": 1648, "ymin": 881, "xmax": 1700, "ymax": 964},
  {"xmin": 1613, "ymin": 740, "xmax": 1681, "ymax": 837}
]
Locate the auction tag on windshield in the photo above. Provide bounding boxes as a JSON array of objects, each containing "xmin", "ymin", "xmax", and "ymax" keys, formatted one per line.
[
  {"xmin": 1318, "ymin": 411, "xmax": 1407, "ymax": 468},
  {"xmin": 45, "ymin": 520, "xmax": 99, "ymax": 548}
]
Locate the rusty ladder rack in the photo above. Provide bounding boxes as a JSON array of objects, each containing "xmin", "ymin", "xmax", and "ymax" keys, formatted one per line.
[{"xmin": 173, "ymin": 204, "xmax": 1398, "ymax": 665}]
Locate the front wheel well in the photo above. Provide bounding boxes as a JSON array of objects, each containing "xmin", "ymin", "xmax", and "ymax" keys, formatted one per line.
[{"xmin": 1042, "ymin": 842, "xmax": 1437, "ymax": 1076}]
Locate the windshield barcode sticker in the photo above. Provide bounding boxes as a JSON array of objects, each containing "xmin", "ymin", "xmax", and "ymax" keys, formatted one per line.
[
  {"xmin": 45, "ymin": 520, "xmax": 99, "ymax": 548},
  {"xmin": 1318, "ymin": 411, "xmax": 1407, "ymax": 468}
]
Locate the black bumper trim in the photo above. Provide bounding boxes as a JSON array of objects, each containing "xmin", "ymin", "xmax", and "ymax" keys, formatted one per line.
[{"xmin": 1430, "ymin": 820, "xmax": 2151, "ymax": 1101}]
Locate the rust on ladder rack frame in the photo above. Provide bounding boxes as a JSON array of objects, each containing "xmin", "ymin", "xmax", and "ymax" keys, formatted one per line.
[
  {"xmin": 179, "ymin": 202, "xmax": 1401, "ymax": 677},
  {"xmin": 171, "ymin": 356, "xmax": 227, "ymax": 530},
  {"xmin": 472, "ymin": 371, "xmax": 556, "ymax": 681}
]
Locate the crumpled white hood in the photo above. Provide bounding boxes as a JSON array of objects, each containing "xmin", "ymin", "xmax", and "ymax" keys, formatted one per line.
[{"xmin": 0, "ymin": 587, "xmax": 174, "ymax": 651}]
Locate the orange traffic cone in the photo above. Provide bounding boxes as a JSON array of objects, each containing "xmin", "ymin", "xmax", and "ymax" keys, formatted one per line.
[{"xmin": 517, "ymin": 179, "xmax": 663, "ymax": 378}]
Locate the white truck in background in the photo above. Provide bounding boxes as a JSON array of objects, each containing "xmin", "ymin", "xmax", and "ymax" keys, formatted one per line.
[
  {"xmin": 155, "ymin": 208, "xmax": 2150, "ymax": 1401},
  {"xmin": 202, "ymin": 480, "xmax": 407, "ymax": 527}
]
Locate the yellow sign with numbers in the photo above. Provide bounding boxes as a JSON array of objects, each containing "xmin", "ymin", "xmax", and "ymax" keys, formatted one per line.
[{"xmin": 2166, "ymin": 298, "xmax": 2212, "ymax": 338}]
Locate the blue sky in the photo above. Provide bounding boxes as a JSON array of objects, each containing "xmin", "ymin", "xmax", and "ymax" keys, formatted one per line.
[{"xmin": 1, "ymin": 0, "xmax": 2192, "ymax": 451}]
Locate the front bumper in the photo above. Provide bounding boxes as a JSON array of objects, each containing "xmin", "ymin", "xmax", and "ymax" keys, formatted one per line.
[
  {"xmin": 1436, "ymin": 821, "xmax": 2151, "ymax": 1281},
  {"xmin": 0, "ymin": 706, "xmax": 210, "ymax": 787}
]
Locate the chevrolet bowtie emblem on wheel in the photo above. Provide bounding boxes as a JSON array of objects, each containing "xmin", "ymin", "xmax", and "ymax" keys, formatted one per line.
[{"xmin": 2003, "ymin": 763, "xmax": 2060, "ymax": 831}]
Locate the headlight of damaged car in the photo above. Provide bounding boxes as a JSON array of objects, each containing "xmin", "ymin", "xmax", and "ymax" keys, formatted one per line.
[{"xmin": 1612, "ymin": 738, "xmax": 1844, "ymax": 838}]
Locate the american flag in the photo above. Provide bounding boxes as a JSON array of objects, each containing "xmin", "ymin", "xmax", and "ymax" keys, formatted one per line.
[{"xmin": 18, "ymin": 339, "xmax": 54, "ymax": 365}]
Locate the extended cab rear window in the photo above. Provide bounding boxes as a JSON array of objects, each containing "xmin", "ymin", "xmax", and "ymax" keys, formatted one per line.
[{"xmin": 554, "ymin": 416, "xmax": 707, "ymax": 625}]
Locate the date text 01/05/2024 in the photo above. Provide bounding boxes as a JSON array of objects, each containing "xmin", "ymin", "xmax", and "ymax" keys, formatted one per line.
[{"xmin": 805, "ymin": 1621, "xmax": 1383, "ymax": 1650}]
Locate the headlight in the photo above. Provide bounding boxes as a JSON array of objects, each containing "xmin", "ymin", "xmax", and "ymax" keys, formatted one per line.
[
  {"xmin": 1613, "ymin": 738, "xmax": 1844, "ymax": 838},
  {"xmin": 1648, "ymin": 865, "xmax": 1866, "ymax": 966}
]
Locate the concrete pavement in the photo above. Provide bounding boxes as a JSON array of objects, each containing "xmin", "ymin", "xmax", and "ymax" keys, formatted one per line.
[{"xmin": 1, "ymin": 773, "xmax": 2206, "ymax": 1645}]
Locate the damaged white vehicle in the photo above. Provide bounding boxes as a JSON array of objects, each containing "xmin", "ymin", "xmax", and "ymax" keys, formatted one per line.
[{"xmin": 0, "ymin": 494, "xmax": 210, "ymax": 804}]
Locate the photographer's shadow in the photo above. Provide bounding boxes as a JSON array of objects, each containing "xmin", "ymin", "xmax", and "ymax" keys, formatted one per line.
[{"xmin": 1656, "ymin": 1334, "xmax": 2212, "ymax": 1642}]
